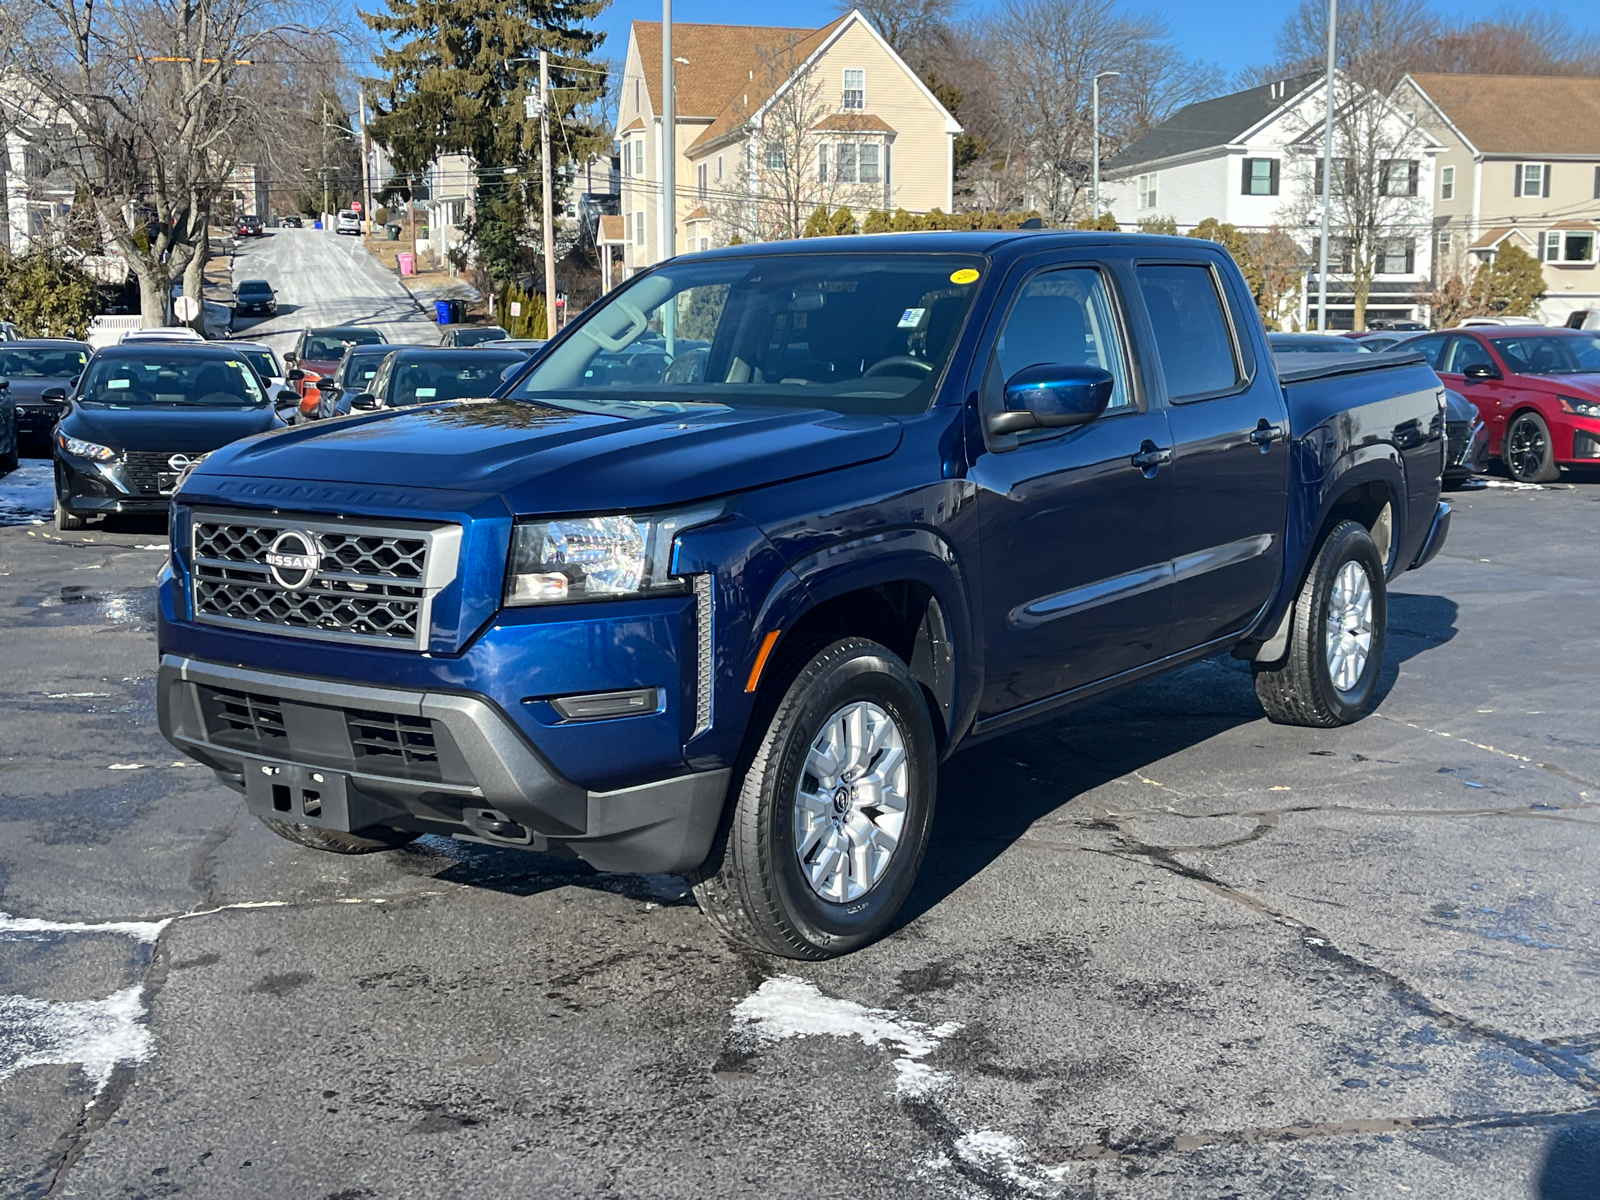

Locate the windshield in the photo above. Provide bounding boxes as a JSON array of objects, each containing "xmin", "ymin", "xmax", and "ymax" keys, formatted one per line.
[
  {"xmin": 507, "ymin": 252, "xmax": 987, "ymax": 416},
  {"xmin": 237, "ymin": 281, "xmax": 272, "ymax": 295},
  {"xmin": 239, "ymin": 350, "xmax": 279, "ymax": 380},
  {"xmin": 0, "ymin": 347, "xmax": 87, "ymax": 377},
  {"xmin": 1490, "ymin": 334, "xmax": 1600, "ymax": 375},
  {"xmin": 78, "ymin": 353, "xmax": 267, "ymax": 407},
  {"xmin": 453, "ymin": 327, "xmax": 509, "ymax": 347},
  {"xmin": 306, "ymin": 330, "xmax": 384, "ymax": 359},
  {"xmin": 390, "ymin": 356, "xmax": 524, "ymax": 405},
  {"xmin": 340, "ymin": 353, "xmax": 390, "ymax": 387}
]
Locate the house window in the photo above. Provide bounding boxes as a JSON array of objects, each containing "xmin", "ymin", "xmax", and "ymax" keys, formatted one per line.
[
  {"xmin": 842, "ymin": 69, "xmax": 865, "ymax": 110},
  {"xmin": 1382, "ymin": 159, "xmax": 1418, "ymax": 197},
  {"xmin": 1241, "ymin": 158, "xmax": 1278, "ymax": 196},
  {"xmin": 765, "ymin": 141, "xmax": 786, "ymax": 170},
  {"xmin": 634, "ymin": 139, "xmax": 645, "ymax": 176},
  {"xmin": 716, "ymin": 155, "xmax": 723, "ymax": 182},
  {"xmin": 829, "ymin": 142, "xmax": 880, "ymax": 185},
  {"xmin": 1516, "ymin": 162, "xmax": 1549, "ymax": 198},
  {"xmin": 1543, "ymin": 230, "xmax": 1596, "ymax": 263},
  {"xmin": 697, "ymin": 163, "xmax": 707, "ymax": 201},
  {"xmin": 1378, "ymin": 237, "xmax": 1415, "ymax": 274},
  {"xmin": 1313, "ymin": 236, "xmax": 1352, "ymax": 273},
  {"xmin": 1440, "ymin": 165, "xmax": 1454, "ymax": 201},
  {"xmin": 634, "ymin": 211, "xmax": 645, "ymax": 245},
  {"xmin": 1138, "ymin": 173, "xmax": 1157, "ymax": 209},
  {"xmin": 1314, "ymin": 157, "xmax": 1350, "ymax": 195},
  {"xmin": 1594, "ymin": 165, "xmax": 1600, "ymax": 199},
  {"xmin": 700, "ymin": 237, "xmax": 709, "ymax": 252},
  {"xmin": 1437, "ymin": 230, "xmax": 1452, "ymax": 260}
]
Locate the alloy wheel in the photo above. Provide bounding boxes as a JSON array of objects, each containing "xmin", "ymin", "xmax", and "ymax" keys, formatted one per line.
[
  {"xmin": 1324, "ymin": 560, "xmax": 1374, "ymax": 693},
  {"xmin": 793, "ymin": 700, "xmax": 909, "ymax": 904},
  {"xmin": 1506, "ymin": 417, "xmax": 1547, "ymax": 481}
]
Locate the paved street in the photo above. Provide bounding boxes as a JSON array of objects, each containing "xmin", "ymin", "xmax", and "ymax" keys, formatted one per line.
[
  {"xmin": 225, "ymin": 227, "xmax": 442, "ymax": 354},
  {"xmin": 1, "ymin": 449, "xmax": 1596, "ymax": 1197}
]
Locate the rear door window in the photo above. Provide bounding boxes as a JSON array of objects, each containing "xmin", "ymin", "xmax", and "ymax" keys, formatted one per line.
[
  {"xmin": 1405, "ymin": 334, "xmax": 1448, "ymax": 368},
  {"xmin": 1136, "ymin": 264, "xmax": 1242, "ymax": 401}
]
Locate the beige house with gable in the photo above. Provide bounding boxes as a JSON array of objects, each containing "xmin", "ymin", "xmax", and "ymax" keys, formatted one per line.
[
  {"xmin": 1400, "ymin": 73, "xmax": 1600, "ymax": 324},
  {"xmin": 616, "ymin": 11, "xmax": 961, "ymax": 273}
]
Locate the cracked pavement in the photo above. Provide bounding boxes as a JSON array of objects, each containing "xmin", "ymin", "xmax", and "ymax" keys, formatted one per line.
[{"xmin": 0, "ymin": 464, "xmax": 1598, "ymax": 1198}]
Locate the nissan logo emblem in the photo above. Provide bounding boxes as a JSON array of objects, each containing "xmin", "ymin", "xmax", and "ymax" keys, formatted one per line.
[
  {"xmin": 167, "ymin": 454, "xmax": 191, "ymax": 471},
  {"xmin": 265, "ymin": 530, "xmax": 321, "ymax": 590}
]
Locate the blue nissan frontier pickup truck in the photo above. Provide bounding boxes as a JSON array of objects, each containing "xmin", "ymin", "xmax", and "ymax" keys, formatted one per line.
[{"xmin": 156, "ymin": 232, "xmax": 1451, "ymax": 959}]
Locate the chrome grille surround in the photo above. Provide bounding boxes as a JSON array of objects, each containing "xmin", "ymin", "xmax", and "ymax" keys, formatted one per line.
[{"xmin": 190, "ymin": 511, "xmax": 463, "ymax": 649}]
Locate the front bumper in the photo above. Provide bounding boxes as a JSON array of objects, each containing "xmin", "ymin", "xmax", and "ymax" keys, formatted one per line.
[
  {"xmin": 1409, "ymin": 501, "xmax": 1451, "ymax": 570},
  {"xmin": 57, "ymin": 455, "xmax": 172, "ymax": 515},
  {"xmin": 158, "ymin": 654, "xmax": 730, "ymax": 874},
  {"xmin": 16, "ymin": 405, "xmax": 60, "ymax": 438},
  {"xmin": 1444, "ymin": 416, "xmax": 1489, "ymax": 480}
]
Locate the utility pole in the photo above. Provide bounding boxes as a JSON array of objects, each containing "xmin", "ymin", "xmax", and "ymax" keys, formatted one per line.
[
  {"xmin": 321, "ymin": 99, "xmax": 330, "ymax": 221},
  {"xmin": 1317, "ymin": 0, "xmax": 1337, "ymax": 331},
  {"xmin": 1091, "ymin": 70, "xmax": 1120, "ymax": 221},
  {"xmin": 358, "ymin": 91, "xmax": 374, "ymax": 235},
  {"xmin": 662, "ymin": 0, "xmax": 676, "ymax": 260},
  {"xmin": 540, "ymin": 48, "xmax": 556, "ymax": 336}
]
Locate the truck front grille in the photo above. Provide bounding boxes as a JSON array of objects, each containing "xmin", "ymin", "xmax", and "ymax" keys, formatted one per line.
[
  {"xmin": 1445, "ymin": 421, "xmax": 1470, "ymax": 468},
  {"xmin": 123, "ymin": 451, "xmax": 185, "ymax": 497},
  {"xmin": 190, "ymin": 512, "xmax": 460, "ymax": 650},
  {"xmin": 347, "ymin": 710, "xmax": 440, "ymax": 770},
  {"xmin": 207, "ymin": 686, "xmax": 287, "ymax": 749}
]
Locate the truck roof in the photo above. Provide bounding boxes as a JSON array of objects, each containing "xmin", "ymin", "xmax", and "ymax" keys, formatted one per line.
[{"xmin": 679, "ymin": 229, "xmax": 1204, "ymax": 261}]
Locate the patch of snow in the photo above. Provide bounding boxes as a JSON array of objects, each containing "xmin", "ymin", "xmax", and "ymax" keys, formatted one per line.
[
  {"xmin": 732, "ymin": 974, "xmax": 959, "ymax": 1097},
  {"xmin": 0, "ymin": 911, "xmax": 172, "ymax": 943},
  {"xmin": 955, "ymin": 1130, "xmax": 1071, "ymax": 1193},
  {"xmin": 1480, "ymin": 477, "xmax": 1544, "ymax": 491},
  {"xmin": 0, "ymin": 461, "xmax": 54, "ymax": 527},
  {"xmin": 0, "ymin": 985, "xmax": 156, "ymax": 1088}
]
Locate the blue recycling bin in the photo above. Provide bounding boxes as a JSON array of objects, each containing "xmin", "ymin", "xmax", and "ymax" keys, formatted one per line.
[{"xmin": 435, "ymin": 300, "xmax": 452, "ymax": 324}]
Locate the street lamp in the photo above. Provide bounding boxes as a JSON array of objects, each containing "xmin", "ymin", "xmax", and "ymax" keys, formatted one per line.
[{"xmin": 1092, "ymin": 71, "xmax": 1121, "ymax": 221}]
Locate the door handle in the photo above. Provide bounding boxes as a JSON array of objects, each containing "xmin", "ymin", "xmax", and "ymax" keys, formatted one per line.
[
  {"xmin": 1249, "ymin": 419, "xmax": 1285, "ymax": 450},
  {"xmin": 1131, "ymin": 441, "xmax": 1172, "ymax": 475}
]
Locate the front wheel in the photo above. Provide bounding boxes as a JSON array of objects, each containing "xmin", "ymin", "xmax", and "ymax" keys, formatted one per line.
[
  {"xmin": 1253, "ymin": 520, "xmax": 1387, "ymax": 728},
  {"xmin": 1503, "ymin": 411, "xmax": 1560, "ymax": 483},
  {"xmin": 54, "ymin": 494, "xmax": 84, "ymax": 532},
  {"xmin": 690, "ymin": 638, "xmax": 937, "ymax": 960}
]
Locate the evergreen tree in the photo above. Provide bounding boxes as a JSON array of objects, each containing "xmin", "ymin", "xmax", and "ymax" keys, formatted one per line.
[
  {"xmin": 363, "ymin": 0, "xmax": 608, "ymax": 286},
  {"xmin": 1484, "ymin": 243, "xmax": 1546, "ymax": 317}
]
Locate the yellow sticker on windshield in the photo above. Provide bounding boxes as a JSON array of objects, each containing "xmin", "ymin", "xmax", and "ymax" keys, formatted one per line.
[{"xmin": 950, "ymin": 268, "xmax": 980, "ymax": 284}]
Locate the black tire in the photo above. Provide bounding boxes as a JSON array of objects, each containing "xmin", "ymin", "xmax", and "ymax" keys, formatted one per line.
[
  {"xmin": 0, "ymin": 414, "xmax": 17, "ymax": 473},
  {"xmin": 1503, "ymin": 411, "xmax": 1560, "ymax": 483},
  {"xmin": 690, "ymin": 637, "xmax": 937, "ymax": 960},
  {"xmin": 54, "ymin": 494, "xmax": 85, "ymax": 532},
  {"xmin": 257, "ymin": 816, "xmax": 420, "ymax": 854},
  {"xmin": 1253, "ymin": 520, "xmax": 1388, "ymax": 728}
]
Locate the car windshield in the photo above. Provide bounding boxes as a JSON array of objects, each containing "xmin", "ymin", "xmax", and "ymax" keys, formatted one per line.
[
  {"xmin": 0, "ymin": 347, "xmax": 87, "ymax": 377},
  {"xmin": 453, "ymin": 327, "xmax": 509, "ymax": 346},
  {"xmin": 1270, "ymin": 337, "xmax": 1367, "ymax": 354},
  {"xmin": 340, "ymin": 352, "xmax": 391, "ymax": 386},
  {"xmin": 78, "ymin": 353, "xmax": 267, "ymax": 407},
  {"xmin": 306, "ymin": 330, "xmax": 384, "ymax": 358},
  {"xmin": 237, "ymin": 281, "xmax": 272, "ymax": 295},
  {"xmin": 239, "ymin": 350, "xmax": 279, "ymax": 380},
  {"xmin": 1490, "ymin": 334, "xmax": 1600, "ymax": 375},
  {"xmin": 391, "ymin": 355, "xmax": 525, "ymax": 405},
  {"xmin": 507, "ymin": 252, "xmax": 987, "ymax": 417}
]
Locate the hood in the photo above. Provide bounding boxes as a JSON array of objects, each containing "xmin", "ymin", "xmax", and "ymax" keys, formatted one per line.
[
  {"xmin": 196, "ymin": 399, "xmax": 904, "ymax": 513},
  {"xmin": 62, "ymin": 401, "xmax": 282, "ymax": 453}
]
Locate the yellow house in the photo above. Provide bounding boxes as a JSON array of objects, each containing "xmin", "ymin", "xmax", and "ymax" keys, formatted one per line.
[
  {"xmin": 1401, "ymin": 72, "xmax": 1600, "ymax": 324},
  {"xmin": 616, "ymin": 11, "xmax": 961, "ymax": 273}
]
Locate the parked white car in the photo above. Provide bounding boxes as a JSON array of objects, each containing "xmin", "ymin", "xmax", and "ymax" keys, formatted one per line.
[{"xmin": 335, "ymin": 210, "xmax": 361, "ymax": 236}]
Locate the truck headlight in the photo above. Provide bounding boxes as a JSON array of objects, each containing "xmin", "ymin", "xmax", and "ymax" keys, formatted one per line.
[
  {"xmin": 504, "ymin": 503, "xmax": 725, "ymax": 605},
  {"xmin": 57, "ymin": 433, "xmax": 118, "ymax": 462}
]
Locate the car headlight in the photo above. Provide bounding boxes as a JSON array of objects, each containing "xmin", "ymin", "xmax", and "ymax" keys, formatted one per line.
[
  {"xmin": 57, "ymin": 432, "xmax": 118, "ymax": 462},
  {"xmin": 505, "ymin": 503, "xmax": 726, "ymax": 605},
  {"xmin": 1558, "ymin": 395, "xmax": 1600, "ymax": 419}
]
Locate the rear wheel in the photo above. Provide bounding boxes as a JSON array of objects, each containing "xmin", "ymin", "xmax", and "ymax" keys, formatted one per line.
[
  {"xmin": 0, "ymin": 417, "xmax": 17, "ymax": 473},
  {"xmin": 690, "ymin": 638, "xmax": 937, "ymax": 960},
  {"xmin": 257, "ymin": 817, "xmax": 420, "ymax": 854},
  {"xmin": 1253, "ymin": 520, "xmax": 1387, "ymax": 728},
  {"xmin": 1503, "ymin": 411, "xmax": 1560, "ymax": 483}
]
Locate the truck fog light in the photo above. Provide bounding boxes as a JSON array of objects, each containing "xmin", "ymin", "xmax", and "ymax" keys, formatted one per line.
[
  {"xmin": 508, "ymin": 571, "xmax": 569, "ymax": 602},
  {"xmin": 549, "ymin": 688, "xmax": 662, "ymax": 721}
]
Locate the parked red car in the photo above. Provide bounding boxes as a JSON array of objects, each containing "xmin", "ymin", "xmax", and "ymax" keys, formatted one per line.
[{"xmin": 1396, "ymin": 327, "xmax": 1600, "ymax": 482}]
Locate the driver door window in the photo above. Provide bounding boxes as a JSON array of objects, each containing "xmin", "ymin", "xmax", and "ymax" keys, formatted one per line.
[
  {"xmin": 1445, "ymin": 336, "xmax": 1493, "ymax": 375},
  {"xmin": 993, "ymin": 268, "xmax": 1131, "ymax": 409}
]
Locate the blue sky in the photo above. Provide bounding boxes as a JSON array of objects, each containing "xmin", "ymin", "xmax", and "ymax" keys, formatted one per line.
[{"xmin": 592, "ymin": 0, "xmax": 1600, "ymax": 82}]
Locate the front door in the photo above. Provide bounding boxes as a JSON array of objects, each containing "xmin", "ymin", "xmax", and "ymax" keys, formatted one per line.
[
  {"xmin": 1134, "ymin": 260, "xmax": 1291, "ymax": 651},
  {"xmin": 971, "ymin": 260, "xmax": 1176, "ymax": 718},
  {"xmin": 1442, "ymin": 334, "xmax": 1512, "ymax": 455}
]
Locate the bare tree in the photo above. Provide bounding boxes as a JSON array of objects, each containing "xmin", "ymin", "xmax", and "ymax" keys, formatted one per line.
[
  {"xmin": 710, "ymin": 38, "xmax": 891, "ymax": 243},
  {"xmin": 981, "ymin": 0, "xmax": 1219, "ymax": 224},
  {"xmin": 0, "ymin": 0, "xmax": 344, "ymax": 327},
  {"xmin": 840, "ymin": 0, "xmax": 960, "ymax": 61}
]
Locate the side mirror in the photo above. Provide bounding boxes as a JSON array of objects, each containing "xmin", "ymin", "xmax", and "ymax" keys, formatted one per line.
[
  {"xmin": 990, "ymin": 364, "xmax": 1115, "ymax": 436},
  {"xmin": 350, "ymin": 392, "xmax": 381, "ymax": 411},
  {"xmin": 285, "ymin": 367, "xmax": 304, "ymax": 382},
  {"xmin": 1462, "ymin": 362, "xmax": 1500, "ymax": 381},
  {"xmin": 0, "ymin": 377, "xmax": 9, "ymax": 391},
  {"xmin": 41, "ymin": 386, "xmax": 68, "ymax": 402}
]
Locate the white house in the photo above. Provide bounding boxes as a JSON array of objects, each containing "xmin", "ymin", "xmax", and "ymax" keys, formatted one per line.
[{"xmin": 1103, "ymin": 74, "xmax": 1443, "ymax": 330}]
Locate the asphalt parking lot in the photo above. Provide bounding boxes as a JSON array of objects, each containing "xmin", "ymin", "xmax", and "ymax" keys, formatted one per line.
[{"xmin": 0, "ymin": 460, "xmax": 1597, "ymax": 1199}]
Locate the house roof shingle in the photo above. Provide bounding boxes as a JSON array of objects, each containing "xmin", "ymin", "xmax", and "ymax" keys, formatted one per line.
[
  {"xmin": 598, "ymin": 214, "xmax": 626, "ymax": 243},
  {"xmin": 685, "ymin": 17, "xmax": 849, "ymax": 153},
  {"xmin": 811, "ymin": 112, "xmax": 896, "ymax": 134},
  {"xmin": 630, "ymin": 20, "xmax": 826, "ymax": 118},
  {"xmin": 1107, "ymin": 74, "xmax": 1320, "ymax": 171},
  {"xmin": 1410, "ymin": 73, "xmax": 1600, "ymax": 156}
]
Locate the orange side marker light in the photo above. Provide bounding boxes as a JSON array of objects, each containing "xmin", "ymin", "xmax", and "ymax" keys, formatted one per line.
[{"xmin": 745, "ymin": 630, "xmax": 782, "ymax": 693}]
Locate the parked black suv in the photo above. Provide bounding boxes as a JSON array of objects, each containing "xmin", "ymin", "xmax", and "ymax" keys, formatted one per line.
[{"xmin": 54, "ymin": 344, "xmax": 295, "ymax": 530}]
